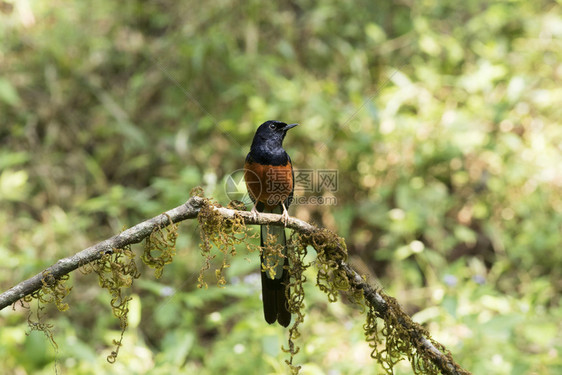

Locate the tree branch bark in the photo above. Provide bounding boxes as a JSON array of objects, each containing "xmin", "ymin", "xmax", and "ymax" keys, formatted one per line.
[
  {"xmin": 0, "ymin": 196, "xmax": 469, "ymax": 375},
  {"xmin": 0, "ymin": 197, "xmax": 204, "ymax": 311}
]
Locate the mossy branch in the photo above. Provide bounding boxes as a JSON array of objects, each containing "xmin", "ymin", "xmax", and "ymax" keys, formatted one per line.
[
  {"xmin": 0, "ymin": 197, "xmax": 203, "ymax": 311},
  {"xmin": 0, "ymin": 196, "xmax": 469, "ymax": 375}
]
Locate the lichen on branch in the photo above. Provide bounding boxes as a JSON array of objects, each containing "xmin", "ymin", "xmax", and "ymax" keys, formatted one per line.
[
  {"xmin": 0, "ymin": 194, "xmax": 469, "ymax": 375},
  {"xmin": 80, "ymin": 245, "xmax": 140, "ymax": 363}
]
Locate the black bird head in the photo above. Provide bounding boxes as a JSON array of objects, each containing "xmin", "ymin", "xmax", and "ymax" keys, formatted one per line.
[{"xmin": 250, "ymin": 120, "xmax": 298, "ymax": 151}]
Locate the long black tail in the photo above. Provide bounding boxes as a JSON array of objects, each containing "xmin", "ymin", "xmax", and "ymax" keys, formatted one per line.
[{"xmin": 260, "ymin": 206, "xmax": 291, "ymax": 327}]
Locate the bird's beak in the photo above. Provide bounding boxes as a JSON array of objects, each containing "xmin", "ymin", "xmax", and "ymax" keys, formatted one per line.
[{"xmin": 283, "ymin": 123, "xmax": 299, "ymax": 131}]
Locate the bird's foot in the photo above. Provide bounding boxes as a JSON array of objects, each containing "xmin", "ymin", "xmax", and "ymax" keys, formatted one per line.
[
  {"xmin": 281, "ymin": 208, "xmax": 290, "ymax": 226},
  {"xmin": 249, "ymin": 205, "xmax": 259, "ymax": 221}
]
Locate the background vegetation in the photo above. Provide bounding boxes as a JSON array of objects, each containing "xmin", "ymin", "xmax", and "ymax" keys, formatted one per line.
[{"xmin": 1, "ymin": 0, "xmax": 561, "ymax": 374}]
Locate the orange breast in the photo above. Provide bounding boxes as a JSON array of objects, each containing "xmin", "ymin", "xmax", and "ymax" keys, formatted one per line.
[{"xmin": 244, "ymin": 161, "xmax": 293, "ymax": 209}]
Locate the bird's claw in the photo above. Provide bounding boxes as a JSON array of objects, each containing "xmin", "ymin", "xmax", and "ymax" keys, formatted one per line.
[
  {"xmin": 249, "ymin": 205, "xmax": 259, "ymax": 221},
  {"xmin": 281, "ymin": 209, "xmax": 290, "ymax": 226}
]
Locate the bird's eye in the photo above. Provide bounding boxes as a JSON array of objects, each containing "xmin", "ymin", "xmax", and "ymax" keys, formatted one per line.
[{"xmin": 269, "ymin": 123, "xmax": 276, "ymax": 130}]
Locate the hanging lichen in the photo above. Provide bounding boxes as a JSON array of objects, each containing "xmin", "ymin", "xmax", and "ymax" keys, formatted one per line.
[
  {"xmin": 22, "ymin": 296, "xmax": 60, "ymax": 373},
  {"xmin": 17, "ymin": 269, "xmax": 72, "ymax": 375},
  {"xmin": 197, "ymin": 198, "xmax": 258, "ymax": 289},
  {"xmin": 30, "ymin": 271, "xmax": 73, "ymax": 312},
  {"xmin": 282, "ymin": 232, "xmax": 309, "ymax": 374},
  {"xmin": 141, "ymin": 213, "xmax": 179, "ymax": 278},
  {"xmin": 80, "ymin": 245, "xmax": 140, "ymax": 363}
]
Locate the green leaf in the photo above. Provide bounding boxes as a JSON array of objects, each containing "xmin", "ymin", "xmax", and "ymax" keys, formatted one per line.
[{"xmin": 0, "ymin": 78, "xmax": 20, "ymax": 106}]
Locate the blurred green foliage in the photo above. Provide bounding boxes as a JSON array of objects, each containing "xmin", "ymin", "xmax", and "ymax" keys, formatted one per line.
[{"xmin": 1, "ymin": 0, "xmax": 561, "ymax": 374}]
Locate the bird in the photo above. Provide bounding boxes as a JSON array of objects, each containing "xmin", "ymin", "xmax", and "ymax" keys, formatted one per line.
[{"xmin": 244, "ymin": 120, "xmax": 298, "ymax": 327}]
